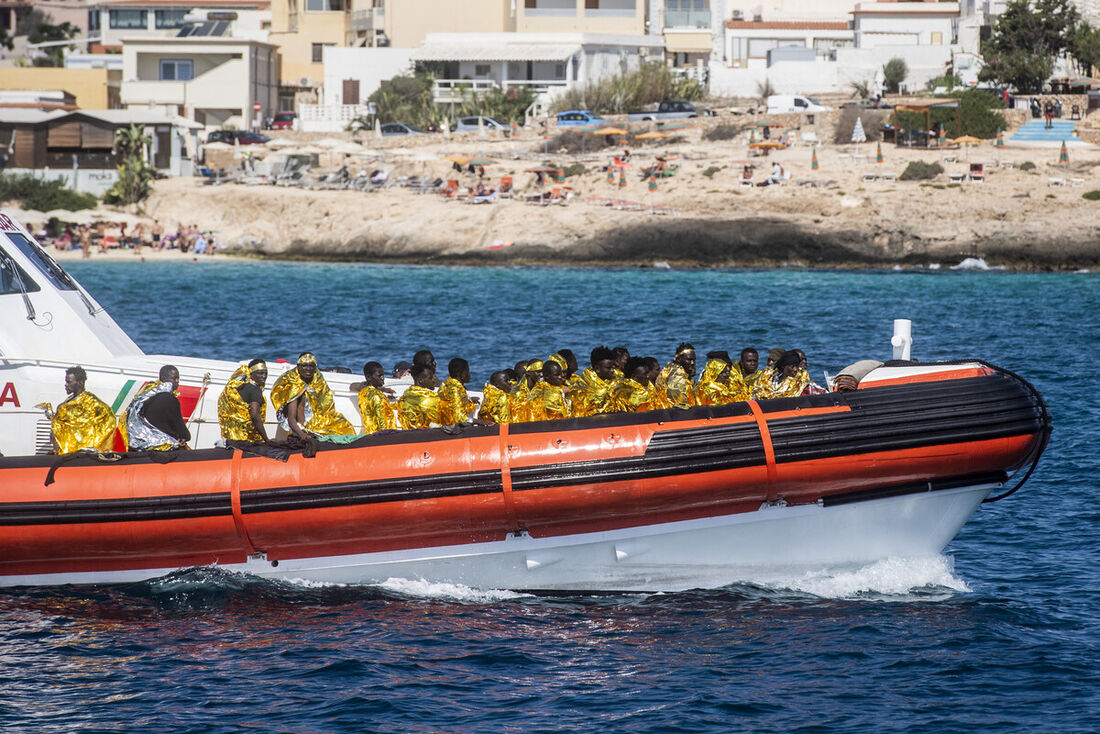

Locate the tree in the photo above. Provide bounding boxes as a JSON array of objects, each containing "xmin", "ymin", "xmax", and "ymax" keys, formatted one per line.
[
  {"xmin": 882, "ymin": 57, "xmax": 908, "ymax": 93},
  {"xmin": 104, "ymin": 124, "xmax": 154, "ymax": 205},
  {"xmin": 980, "ymin": 0, "xmax": 1080, "ymax": 91},
  {"xmin": 1070, "ymin": 23, "xmax": 1100, "ymax": 76},
  {"xmin": 17, "ymin": 9, "xmax": 77, "ymax": 67}
]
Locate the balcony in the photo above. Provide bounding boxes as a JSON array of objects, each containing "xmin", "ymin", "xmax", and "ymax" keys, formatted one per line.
[
  {"xmin": 350, "ymin": 8, "xmax": 378, "ymax": 30},
  {"xmin": 665, "ymin": 9, "xmax": 710, "ymax": 28},
  {"xmin": 432, "ymin": 78, "xmax": 569, "ymax": 104},
  {"xmin": 584, "ymin": 7, "xmax": 636, "ymax": 17},
  {"xmin": 120, "ymin": 80, "xmax": 186, "ymax": 106}
]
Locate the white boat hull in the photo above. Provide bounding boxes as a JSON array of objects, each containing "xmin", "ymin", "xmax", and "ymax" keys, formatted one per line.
[{"xmin": 0, "ymin": 482, "xmax": 994, "ymax": 591}]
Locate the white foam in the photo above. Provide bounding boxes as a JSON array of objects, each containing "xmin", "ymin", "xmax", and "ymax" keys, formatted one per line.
[
  {"xmin": 757, "ymin": 555, "xmax": 971, "ymax": 601},
  {"xmin": 951, "ymin": 257, "xmax": 1004, "ymax": 271},
  {"xmin": 378, "ymin": 577, "xmax": 529, "ymax": 603}
]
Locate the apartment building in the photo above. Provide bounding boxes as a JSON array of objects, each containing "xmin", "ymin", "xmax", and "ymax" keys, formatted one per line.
[{"xmin": 90, "ymin": 0, "xmax": 271, "ymax": 48}]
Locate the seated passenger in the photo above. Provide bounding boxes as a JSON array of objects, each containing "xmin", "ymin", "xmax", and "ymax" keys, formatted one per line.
[
  {"xmin": 734, "ymin": 348, "xmax": 762, "ymax": 387},
  {"xmin": 696, "ymin": 358, "xmax": 735, "ymax": 406},
  {"xmin": 397, "ymin": 364, "xmax": 442, "ymax": 429},
  {"xmin": 217, "ymin": 358, "xmax": 270, "ymax": 443},
  {"xmin": 270, "ymin": 352, "xmax": 355, "ymax": 440},
  {"xmin": 611, "ymin": 347, "xmax": 630, "ymax": 379},
  {"xmin": 571, "ymin": 346, "xmax": 617, "ymax": 416},
  {"xmin": 526, "ymin": 359, "xmax": 571, "ymax": 421},
  {"xmin": 656, "ymin": 343, "xmax": 697, "ymax": 409},
  {"xmin": 412, "ymin": 349, "xmax": 442, "ymax": 389},
  {"xmin": 791, "ymin": 348, "xmax": 827, "ymax": 394},
  {"xmin": 50, "ymin": 366, "xmax": 117, "ymax": 454},
  {"xmin": 608, "ymin": 357, "xmax": 653, "ymax": 413},
  {"xmin": 124, "ymin": 365, "xmax": 191, "ymax": 451},
  {"xmin": 357, "ymin": 361, "xmax": 397, "ymax": 434},
  {"xmin": 509, "ymin": 360, "xmax": 542, "ymax": 423},
  {"xmin": 438, "ymin": 357, "xmax": 478, "ymax": 425},
  {"xmin": 478, "ymin": 371, "xmax": 512, "ymax": 424},
  {"xmin": 752, "ymin": 351, "xmax": 809, "ymax": 400}
]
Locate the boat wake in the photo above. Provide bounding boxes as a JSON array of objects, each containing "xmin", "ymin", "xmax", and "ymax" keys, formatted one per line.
[{"xmin": 750, "ymin": 555, "xmax": 971, "ymax": 601}]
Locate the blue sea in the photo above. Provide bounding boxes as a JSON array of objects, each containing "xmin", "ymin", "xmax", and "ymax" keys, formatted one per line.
[{"xmin": 2, "ymin": 261, "xmax": 1097, "ymax": 732}]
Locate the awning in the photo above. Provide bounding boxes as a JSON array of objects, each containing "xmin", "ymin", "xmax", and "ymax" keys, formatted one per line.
[
  {"xmin": 664, "ymin": 32, "xmax": 712, "ymax": 53},
  {"xmin": 410, "ymin": 43, "xmax": 580, "ymax": 62}
]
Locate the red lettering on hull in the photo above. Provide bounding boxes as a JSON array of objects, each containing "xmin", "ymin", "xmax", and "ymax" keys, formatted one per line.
[{"xmin": 0, "ymin": 382, "xmax": 20, "ymax": 408}]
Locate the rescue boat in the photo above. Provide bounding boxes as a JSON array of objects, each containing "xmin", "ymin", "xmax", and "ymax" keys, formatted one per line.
[{"xmin": 0, "ymin": 211, "xmax": 1051, "ymax": 591}]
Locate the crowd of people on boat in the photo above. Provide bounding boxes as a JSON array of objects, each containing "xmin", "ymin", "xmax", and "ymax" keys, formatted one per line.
[{"xmin": 43, "ymin": 344, "xmax": 883, "ymax": 455}]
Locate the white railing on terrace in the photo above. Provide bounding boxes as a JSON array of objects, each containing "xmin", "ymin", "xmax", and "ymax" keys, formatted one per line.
[
  {"xmin": 523, "ymin": 8, "xmax": 577, "ymax": 16},
  {"xmin": 432, "ymin": 79, "xmax": 569, "ymax": 104},
  {"xmin": 350, "ymin": 9, "xmax": 376, "ymax": 30},
  {"xmin": 664, "ymin": 9, "xmax": 710, "ymax": 28},
  {"xmin": 299, "ymin": 103, "xmax": 370, "ymax": 122},
  {"xmin": 584, "ymin": 8, "xmax": 637, "ymax": 17}
]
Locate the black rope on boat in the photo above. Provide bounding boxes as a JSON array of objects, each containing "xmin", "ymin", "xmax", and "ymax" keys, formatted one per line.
[{"xmin": 970, "ymin": 359, "xmax": 1052, "ymax": 503}]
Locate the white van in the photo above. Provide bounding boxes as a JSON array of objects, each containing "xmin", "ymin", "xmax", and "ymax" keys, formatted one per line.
[{"xmin": 766, "ymin": 95, "xmax": 833, "ymax": 114}]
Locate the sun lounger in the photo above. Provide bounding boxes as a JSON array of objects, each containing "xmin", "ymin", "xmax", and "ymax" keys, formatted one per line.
[
  {"xmin": 1069, "ymin": 177, "xmax": 1085, "ymax": 187},
  {"xmin": 1000, "ymin": 160, "xmax": 1015, "ymax": 169},
  {"xmin": 862, "ymin": 172, "xmax": 877, "ymax": 182},
  {"xmin": 466, "ymin": 191, "xmax": 498, "ymax": 204},
  {"xmin": 1048, "ymin": 177, "xmax": 1066, "ymax": 187},
  {"xmin": 739, "ymin": 178, "xmax": 754, "ymax": 188},
  {"xmin": 943, "ymin": 154, "xmax": 957, "ymax": 163},
  {"xmin": 879, "ymin": 172, "xmax": 897, "ymax": 182},
  {"xmin": 948, "ymin": 172, "xmax": 966, "ymax": 184}
]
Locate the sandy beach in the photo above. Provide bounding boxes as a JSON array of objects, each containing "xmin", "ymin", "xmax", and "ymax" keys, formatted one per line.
[{"xmin": 20, "ymin": 118, "xmax": 1100, "ymax": 269}]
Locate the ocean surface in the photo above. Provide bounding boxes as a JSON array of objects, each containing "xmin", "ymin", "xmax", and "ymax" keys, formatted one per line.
[{"xmin": 2, "ymin": 261, "xmax": 1098, "ymax": 732}]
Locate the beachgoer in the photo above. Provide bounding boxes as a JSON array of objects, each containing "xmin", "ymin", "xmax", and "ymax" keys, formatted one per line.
[
  {"xmin": 49, "ymin": 366, "xmax": 116, "ymax": 454},
  {"xmin": 357, "ymin": 361, "xmax": 397, "ymax": 435},
  {"xmin": 124, "ymin": 365, "xmax": 191, "ymax": 451},
  {"xmin": 740, "ymin": 166, "xmax": 754, "ymax": 185},
  {"xmin": 655, "ymin": 343, "xmax": 697, "ymax": 409},
  {"xmin": 151, "ymin": 220, "xmax": 163, "ymax": 250},
  {"xmin": 217, "ymin": 359, "xmax": 270, "ymax": 443},
  {"xmin": 478, "ymin": 371, "xmax": 511, "ymax": 424},
  {"xmin": 270, "ymin": 352, "xmax": 355, "ymax": 440},
  {"xmin": 397, "ymin": 363, "xmax": 442, "ymax": 429},
  {"xmin": 1044, "ymin": 101, "xmax": 1054, "ymax": 129},
  {"xmin": 438, "ymin": 357, "xmax": 478, "ymax": 425}
]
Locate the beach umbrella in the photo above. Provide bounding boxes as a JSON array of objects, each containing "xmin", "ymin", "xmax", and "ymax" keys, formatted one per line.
[
  {"xmin": 995, "ymin": 129, "xmax": 1004, "ymax": 148},
  {"xmin": 478, "ymin": 116, "xmax": 485, "ymax": 138},
  {"xmin": 1060, "ymin": 140, "xmax": 1069, "ymax": 165},
  {"xmin": 851, "ymin": 117, "xmax": 867, "ymax": 144},
  {"xmin": 373, "ymin": 117, "xmax": 381, "ymax": 139},
  {"xmin": 953, "ymin": 135, "xmax": 983, "ymax": 161},
  {"xmin": 443, "ymin": 154, "xmax": 469, "ymax": 165},
  {"xmin": 876, "ymin": 141, "xmax": 883, "ymax": 163},
  {"xmin": 658, "ymin": 121, "xmax": 694, "ymax": 131},
  {"xmin": 554, "ymin": 167, "xmax": 565, "ymax": 183},
  {"xmin": 647, "ymin": 175, "xmax": 657, "ymax": 192},
  {"xmin": 607, "ymin": 163, "xmax": 616, "ymax": 184},
  {"xmin": 750, "ymin": 141, "xmax": 785, "ymax": 150},
  {"xmin": 468, "ymin": 159, "xmax": 496, "ymax": 167},
  {"xmin": 635, "ymin": 131, "xmax": 670, "ymax": 140},
  {"xmin": 265, "ymin": 138, "xmax": 297, "ymax": 149},
  {"xmin": 811, "ymin": 148, "xmax": 819, "ymax": 171},
  {"xmin": 938, "ymin": 131, "xmax": 947, "ymax": 147},
  {"xmin": 590, "ymin": 126, "xmax": 628, "ymax": 136},
  {"xmin": 618, "ymin": 169, "xmax": 627, "ymax": 189}
]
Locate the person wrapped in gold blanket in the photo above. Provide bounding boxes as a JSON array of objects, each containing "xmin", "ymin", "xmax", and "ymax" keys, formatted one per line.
[
  {"xmin": 438, "ymin": 357, "xmax": 478, "ymax": 425},
  {"xmin": 49, "ymin": 366, "xmax": 116, "ymax": 454},
  {"xmin": 397, "ymin": 363, "xmax": 442, "ymax": 429},
  {"xmin": 656, "ymin": 343, "xmax": 697, "ymax": 409},
  {"xmin": 217, "ymin": 359, "xmax": 270, "ymax": 443},
  {"xmin": 270, "ymin": 352, "xmax": 355, "ymax": 439},
  {"xmin": 525, "ymin": 358, "xmax": 572, "ymax": 420},
  {"xmin": 752, "ymin": 351, "xmax": 810, "ymax": 400},
  {"xmin": 357, "ymin": 361, "xmax": 397, "ymax": 435},
  {"xmin": 478, "ymin": 371, "xmax": 512, "ymax": 424}
]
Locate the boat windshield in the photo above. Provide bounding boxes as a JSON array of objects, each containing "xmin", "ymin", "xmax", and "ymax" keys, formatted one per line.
[
  {"xmin": 0, "ymin": 251, "xmax": 41, "ymax": 295},
  {"xmin": 2, "ymin": 232, "xmax": 75, "ymax": 291}
]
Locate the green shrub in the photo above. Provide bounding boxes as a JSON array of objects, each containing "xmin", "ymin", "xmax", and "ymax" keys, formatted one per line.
[
  {"xmin": 1082, "ymin": 190, "xmax": 1100, "ymax": 200},
  {"xmin": 899, "ymin": 161, "xmax": 944, "ymax": 181},
  {"xmin": 703, "ymin": 125, "xmax": 744, "ymax": 141},
  {"xmin": 561, "ymin": 163, "xmax": 586, "ymax": 178},
  {"xmin": 895, "ymin": 89, "xmax": 1006, "ymax": 140},
  {"xmin": 538, "ymin": 131, "xmax": 617, "ymax": 155},
  {"xmin": 550, "ymin": 62, "xmax": 705, "ymax": 115},
  {"xmin": 1020, "ymin": 161, "xmax": 1036, "ymax": 171},
  {"xmin": 0, "ymin": 173, "xmax": 97, "ymax": 211},
  {"xmin": 702, "ymin": 166, "xmax": 721, "ymax": 178}
]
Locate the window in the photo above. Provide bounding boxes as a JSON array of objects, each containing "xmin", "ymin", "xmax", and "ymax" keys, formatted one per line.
[
  {"xmin": 159, "ymin": 59, "xmax": 194, "ymax": 81},
  {"xmin": 88, "ymin": 9, "xmax": 100, "ymax": 31},
  {"xmin": 306, "ymin": 0, "xmax": 346, "ymax": 10},
  {"xmin": 474, "ymin": 64, "xmax": 490, "ymax": 76},
  {"xmin": 108, "ymin": 9, "xmax": 148, "ymax": 29},
  {"xmin": 311, "ymin": 43, "xmax": 334, "ymax": 62},
  {"xmin": 155, "ymin": 9, "xmax": 189, "ymax": 29},
  {"xmin": 930, "ymin": 31, "xmax": 943, "ymax": 45},
  {"xmin": 3, "ymin": 233, "xmax": 73, "ymax": 292}
]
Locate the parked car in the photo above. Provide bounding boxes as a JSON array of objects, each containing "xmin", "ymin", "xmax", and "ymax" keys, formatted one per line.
[
  {"xmin": 626, "ymin": 100, "xmax": 711, "ymax": 122},
  {"xmin": 455, "ymin": 116, "xmax": 510, "ymax": 133},
  {"xmin": 841, "ymin": 99, "xmax": 892, "ymax": 110},
  {"xmin": 555, "ymin": 110, "xmax": 608, "ymax": 128},
  {"xmin": 206, "ymin": 129, "xmax": 271, "ymax": 145},
  {"xmin": 271, "ymin": 111, "xmax": 297, "ymax": 130},
  {"xmin": 380, "ymin": 122, "xmax": 426, "ymax": 136},
  {"xmin": 765, "ymin": 95, "xmax": 833, "ymax": 114}
]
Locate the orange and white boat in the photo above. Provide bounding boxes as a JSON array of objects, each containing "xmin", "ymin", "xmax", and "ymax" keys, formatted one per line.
[{"xmin": 0, "ymin": 211, "xmax": 1051, "ymax": 591}]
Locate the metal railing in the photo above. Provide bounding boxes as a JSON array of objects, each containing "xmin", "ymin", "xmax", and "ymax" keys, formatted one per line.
[
  {"xmin": 664, "ymin": 9, "xmax": 710, "ymax": 28},
  {"xmin": 431, "ymin": 79, "xmax": 569, "ymax": 104}
]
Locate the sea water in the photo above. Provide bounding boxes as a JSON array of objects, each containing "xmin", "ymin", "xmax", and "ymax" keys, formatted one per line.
[{"xmin": 1, "ymin": 262, "xmax": 1097, "ymax": 732}]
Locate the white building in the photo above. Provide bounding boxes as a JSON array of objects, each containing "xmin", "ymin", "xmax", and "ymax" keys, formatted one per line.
[
  {"xmin": 119, "ymin": 14, "xmax": 279, "ymax": 129},
  {"xmin": 90, "ymin": 0, "xmax": 272, "ymax": 48}
]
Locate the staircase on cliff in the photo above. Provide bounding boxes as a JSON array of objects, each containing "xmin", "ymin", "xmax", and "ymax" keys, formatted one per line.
[{"xmin": 1010, "ymin": 119, "xmax": 1082, "ymax": 146}]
